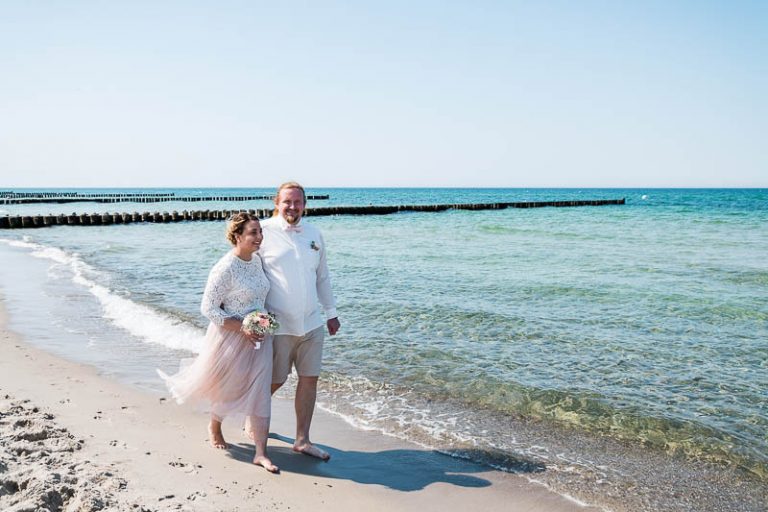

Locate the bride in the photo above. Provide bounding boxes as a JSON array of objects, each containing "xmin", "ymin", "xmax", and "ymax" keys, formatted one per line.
[{"xmin": 159, "ymin": 212, "xmax": 278, "ymax": 473}]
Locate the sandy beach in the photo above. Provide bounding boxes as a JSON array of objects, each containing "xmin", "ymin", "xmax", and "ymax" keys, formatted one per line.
[
  {"xmin": 0, "ymin": 298, "xmax": 597, "ymax": 512},
  {"xmin": 3, "ymin": 0, "xmax": 767, "ymax": 507}
]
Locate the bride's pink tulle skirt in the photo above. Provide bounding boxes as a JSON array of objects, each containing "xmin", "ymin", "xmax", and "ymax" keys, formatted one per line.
[{"xmin": 159, "ymin": 323, "xmax": 272, "ymax": 421}]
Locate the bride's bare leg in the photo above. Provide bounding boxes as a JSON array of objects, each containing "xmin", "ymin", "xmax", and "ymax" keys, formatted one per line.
[
  {"xmin": 249, "ymin": 415, "xmax": 278, "ymax": 473},
  {"xmin": 208, "ymin": 416, "xmax": 227, "ymax": 449}
]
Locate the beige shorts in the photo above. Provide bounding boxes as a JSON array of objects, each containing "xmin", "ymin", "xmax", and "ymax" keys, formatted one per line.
[{"xmin": 272, "ymin": 326, "xmax": 325, "ymax": 384}]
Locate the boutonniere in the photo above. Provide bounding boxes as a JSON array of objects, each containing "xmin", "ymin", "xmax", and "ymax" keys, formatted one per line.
[{"xmin": 310, "ymin": 241, "xmax": 320, "ymax": 251}]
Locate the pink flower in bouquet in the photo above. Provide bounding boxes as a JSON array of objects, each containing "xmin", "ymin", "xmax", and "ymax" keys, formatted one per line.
[{"xmin": 242, "ymin": 311, "xmax": 280, "ymax": 336}]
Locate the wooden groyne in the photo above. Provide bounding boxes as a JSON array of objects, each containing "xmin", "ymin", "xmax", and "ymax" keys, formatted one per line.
[
  {"xmin": 0, "ymin": 192, "xmax": 174, "ymax": 198},
  {"xmin": 0, "ymin": 199, "xmax": 624, "ymax": 229},
  {"xmin": 0, "ymin": 193, "xmax": 330, "ymax": 205}
]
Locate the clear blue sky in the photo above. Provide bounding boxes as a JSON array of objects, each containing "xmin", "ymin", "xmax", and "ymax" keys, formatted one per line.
[{"xmin": 1, "ymin": 1, "xmax": 766, "ymax": 187}]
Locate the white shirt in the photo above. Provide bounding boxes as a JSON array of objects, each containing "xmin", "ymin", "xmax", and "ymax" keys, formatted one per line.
[{"xmin": 259, "ymin": 216, "xmax": 338, "ymax": 336}]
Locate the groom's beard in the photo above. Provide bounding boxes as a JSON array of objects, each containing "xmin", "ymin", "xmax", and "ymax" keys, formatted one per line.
[{"xmin": 284, "ymin": 212, "xmax": 301, "ymax": 224}]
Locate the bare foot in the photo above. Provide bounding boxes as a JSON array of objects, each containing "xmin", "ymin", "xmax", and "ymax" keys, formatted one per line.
[
  {"xmin": 208, "ymin": 424, "xmax": 228, "ymax": 449},
  {"xmin": 294, "ymin": 442, "xmax": 330, "ymax": 461},
  {"xmin": 254, "ymin": 455, "xmax": 279, "ymax": 473}
]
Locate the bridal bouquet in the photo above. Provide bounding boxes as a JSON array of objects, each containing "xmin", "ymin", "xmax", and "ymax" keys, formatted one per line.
[{"xmin": 241, "ymin": 311, "xmax": 280, "ymax": 350}]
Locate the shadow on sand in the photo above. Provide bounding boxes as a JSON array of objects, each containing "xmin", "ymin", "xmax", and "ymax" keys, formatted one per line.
[{"xmin": 226, "ymin": 433, "xmax": 544, "ymax": 492}]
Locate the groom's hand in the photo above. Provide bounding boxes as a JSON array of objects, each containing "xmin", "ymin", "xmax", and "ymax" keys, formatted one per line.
[{"xmin": 327, "ymin": 317, "xmax": 340, "ymax": 336}]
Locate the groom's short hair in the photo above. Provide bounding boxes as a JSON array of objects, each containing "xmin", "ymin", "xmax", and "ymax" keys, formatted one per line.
[{"xmin": 274, "ymin": 181, "xmax": 306, "ymax": 204}]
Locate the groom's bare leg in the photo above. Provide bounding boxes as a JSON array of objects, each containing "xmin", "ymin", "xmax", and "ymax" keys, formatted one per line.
[{"xmin": 293, "ymin": 376, "xmax": 330, "ymax": 461}]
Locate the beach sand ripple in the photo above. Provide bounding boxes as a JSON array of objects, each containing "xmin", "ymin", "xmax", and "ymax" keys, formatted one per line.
[{"xmin": 0, "ymin": 395, "xmax": 183, "ymax": 512}]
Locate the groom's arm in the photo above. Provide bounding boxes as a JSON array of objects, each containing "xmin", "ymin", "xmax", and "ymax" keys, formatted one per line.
[{"xmin": 315, "ymin": 232, "xmax": 339, "ymax": 334}]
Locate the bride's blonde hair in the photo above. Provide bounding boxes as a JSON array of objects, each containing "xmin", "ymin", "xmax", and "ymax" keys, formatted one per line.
[{"xmin": 226, "ymin": 212, "xmax": 259, "ymax": 245}]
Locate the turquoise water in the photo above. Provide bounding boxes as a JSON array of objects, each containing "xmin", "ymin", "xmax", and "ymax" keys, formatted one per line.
[{"xmin": 1, "ymin": 188, "xmax": 766, "ymax": 486}]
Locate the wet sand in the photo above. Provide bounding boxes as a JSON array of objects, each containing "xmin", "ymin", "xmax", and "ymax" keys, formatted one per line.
[{"xmin": 0, "ymin": 299, "xmax": 597, "ymax": 512}]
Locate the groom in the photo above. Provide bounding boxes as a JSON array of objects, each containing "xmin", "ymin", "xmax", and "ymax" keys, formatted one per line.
[{"xmin": 259, "ymin": 181, "xmax": 340, "ymax": 461}]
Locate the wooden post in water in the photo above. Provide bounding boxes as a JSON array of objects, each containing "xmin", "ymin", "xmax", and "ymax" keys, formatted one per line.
[{"xmin": 0, "ymin": 199, "xmax": 626, "ymax": 229}]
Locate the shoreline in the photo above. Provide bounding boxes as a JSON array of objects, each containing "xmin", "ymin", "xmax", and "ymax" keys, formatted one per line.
[
  {"xmin": 0, "ymin": 297, "xmax": 596, "ymax": 512},
  {"xmin": 1, "ymin": 237, "xmax": 767, "ymax": 511}
]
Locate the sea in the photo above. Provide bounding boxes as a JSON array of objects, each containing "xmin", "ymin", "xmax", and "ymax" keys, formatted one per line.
[{"xmin": 1, "ymin": 188, "xmax": 766, "ymax": 511}]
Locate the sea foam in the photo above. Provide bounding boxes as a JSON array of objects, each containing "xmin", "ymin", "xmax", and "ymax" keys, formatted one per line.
[{"xmin": 0, "ymin": 237, "xmax": 204, "ymax": 354}]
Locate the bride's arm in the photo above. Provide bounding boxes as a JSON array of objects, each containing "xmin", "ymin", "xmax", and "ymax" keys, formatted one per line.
[
  {"xmin": 200, "ymin": 262, "xmax": 260, "ymax": 342},
  {"xmin": 201, "ymin": 263, "xmax": 237, "ymax": 330}
]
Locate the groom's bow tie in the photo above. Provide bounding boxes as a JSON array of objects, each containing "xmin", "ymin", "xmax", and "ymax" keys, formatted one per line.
[{"xmin": 284, "ymin": 224, "xmax": 303, "ymax": 233}]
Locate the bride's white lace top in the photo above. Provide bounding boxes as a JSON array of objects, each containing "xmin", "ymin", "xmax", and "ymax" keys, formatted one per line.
[{"xmin": 200, "ymin": 251, "xmax": 270, "ymax": 326}]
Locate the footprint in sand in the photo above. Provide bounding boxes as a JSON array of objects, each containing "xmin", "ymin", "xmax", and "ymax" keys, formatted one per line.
[
  {"xmin": 168, "ymin": 460, "xmax": 198, "ymax": 474},
  {"xmin": 187, "ymin": 491, "xmax": 207, "ymax": 501},
  {"xmin": 119, "ymin": 405, "xmax": 137, "ymax": 416}
]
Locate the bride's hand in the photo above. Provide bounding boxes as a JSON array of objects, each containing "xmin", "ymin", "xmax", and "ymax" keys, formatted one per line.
[{"xmin": 241, "ymin": 330, "xmax": 265, "ymax": 346}]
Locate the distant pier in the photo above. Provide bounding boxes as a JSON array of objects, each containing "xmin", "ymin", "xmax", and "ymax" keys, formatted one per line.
[{"xmin": 0, "ymin": 199, "xmax": 625, "ymax": 229}]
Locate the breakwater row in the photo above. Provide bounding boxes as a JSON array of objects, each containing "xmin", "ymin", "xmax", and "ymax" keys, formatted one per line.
[
  {"xmin": 0, "ymin": 191, "xmax": 174, "ymax": 198},
  {"xmin": 0, "ymin": 193, "xmax": 330, "ymax": 205},
  {"xmin": 0, "ymin": 199, "xmax": 624, "ymax": 229}
]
